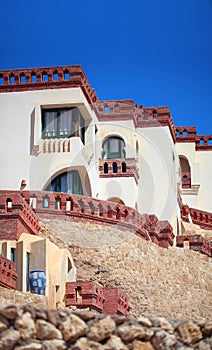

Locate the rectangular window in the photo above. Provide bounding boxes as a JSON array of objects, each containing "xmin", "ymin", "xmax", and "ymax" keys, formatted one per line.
[{"xmin": 42, "ymin": 107, "xmax": 86, "ymax": 143}]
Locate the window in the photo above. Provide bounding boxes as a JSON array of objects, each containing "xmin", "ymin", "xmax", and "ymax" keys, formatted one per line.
[
  {"xmin": 10, "ymin": 248, "xmax": 15, "ymax": 262},
  {"xmin": 47, "ymin": 170, "xmax": 83, "ymax": 195},
  {"xmin": 42, "ymin": 107, "xmax": 85, "ymax": 143},
  {"xmin": 102, "ymin": 136, "xmax": 125, "ymax": 159}
]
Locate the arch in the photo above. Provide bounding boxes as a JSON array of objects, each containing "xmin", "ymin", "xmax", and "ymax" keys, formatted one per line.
[
  {"xmin": 45, "ymin": 170, "xmax": 83, "ymax": 195},
  {"xmin": 102, "ymin": 136, "xmax": 126, "ymax": 160},
  {"xmin": 179, "ymin": 155, "xmax": 191, "ymax": 188},
  {"xmin": 107, "ymin": 197, "xmax": 125, "ymax": 205},
  {"xmin": 43, "ymin": 166, "xmax": 92, "ymax": 197},
  {"xmin": 179, "ymin": 156, "xmax": 190, "ymax": 172},
  {"xmin": 112, "ymin": 162, "xmax": 118, "ymax": 173},
  {"xmin": 104, "ymin": 162, "xmax": 108, "ymax": 174},
  {"xmin": 122, "ymin": 162, "xmax": 126, "ymax": 173}
]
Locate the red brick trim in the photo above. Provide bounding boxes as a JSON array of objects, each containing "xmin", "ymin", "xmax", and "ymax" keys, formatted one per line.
[
  {"xmin": 0, "ymin": 66, "xmax": 98, "ymax": 105},
  {"xmin": 0, "ymin": 255, "xmax": 18, "ymax": 289},
  {"xmin": 176, "ymin": 235, "xmax": 212, "ymax": 257},
  {"xmin": 66, "ymin": 281, "xmax": 130, "ymax": 316}
]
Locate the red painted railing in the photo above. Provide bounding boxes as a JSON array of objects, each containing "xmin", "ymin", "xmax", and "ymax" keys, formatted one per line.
[
  {"xmin": 181, "ymin": 172, "xmax": 191, "ymax": 189},
  {"xmin": 176, "ymin": 235, "xmax": 212, "ymax": 257},
  {"xmin": 18, "ymin": 190, "xmax": 174, "ymax": 248},
  {"xmin": 181, "ymin": 204, "xmax": 212, "ymax": 230},
  {"xmin": 0, "ymin": 66, "xmax": 98, "ymax": 104},
  {"xmin": 0, "ymin": 191, "xmax": 40, "ymax": 240},
  {"xmin": 0, "ymin": 256, "xmax": 18, "ymax": 289},
  {"xmin": 99, "ymin": 158, "xmax": 139, "ymax": 184}
]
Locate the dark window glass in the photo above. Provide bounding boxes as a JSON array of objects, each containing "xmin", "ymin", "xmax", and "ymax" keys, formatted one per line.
[
  {"xmin": 102, "ymin": 136, "xmax": 125, "ymax": 159},
  {"xmin": 42, "ymin": 108, "xmax": 85, "ymax": 143},
  {"xmin": 47, "ymin": 170, "xmax": 83, "ymax": 195}
]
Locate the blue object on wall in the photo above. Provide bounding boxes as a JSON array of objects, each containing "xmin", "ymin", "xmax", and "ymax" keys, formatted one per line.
[{"xmin": 29, "ymin": 270, "xmax": 46, "ymax": 295}]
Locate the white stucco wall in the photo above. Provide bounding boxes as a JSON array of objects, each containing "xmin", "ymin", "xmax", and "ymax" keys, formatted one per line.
[
  {"xmin": 137, "ymin": 126, "xmax": 180, "ymax": 223},
  {"xmin": 0, "ymin": 88, "xmax": 98, "ymax": 195},
  {"xmin": 176, "ymin": 142, "xmax": 212, "ymax": 212}
]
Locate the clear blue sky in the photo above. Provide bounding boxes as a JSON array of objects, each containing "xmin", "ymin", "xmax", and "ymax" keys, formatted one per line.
[{"xmin": 1, "ymin": 0, "xmax": 211, "ymax": 134}]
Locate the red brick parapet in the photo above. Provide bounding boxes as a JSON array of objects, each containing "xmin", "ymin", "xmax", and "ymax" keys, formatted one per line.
[
  {"xmin": 176, "ymin": 235, "xmax": 212, "ymax": 257},
  {"xmin": 0, "ymin": 191, "xmax": 40, "ymax": 240},
  {"xmin": 175, "ymin": 126, "xmax": 212, "ymax": 151},
  {"xmin": 66, "ymin": 281, "xmax": 130, "ymax": 316},
  {"xmin": 181, "ymin": 204, "xmax": 212, "ymax": 230},
  {"xmin": 66, "ymin": 281, "xmax": 105, "ymax": 313},
  {"xmin": 0, "ymin": 255, "xmax": 18, "ymax": 289},
  {"xmin": 195, "ymin": 135, "xmax": 212, "ymax": 151},
  {"xmin": 175, "ymin": 126, "xmax": 197, "ymax": 143},
  {"xmin": 0, "ymin": 190, "xmax": 174, "ymax": 248},
  {"xmin": 99, "ymin": 158, "xmax": 139, "ymax": 184},
  {"xmin": 103, "ymin": 287, "xmax": 130, "ymax": 316},
  {"xmin": 0, "ymin": 66, "xmax": 98, "ymax": 104},
  {"xmin": 94, "ymin": 101, "xmax": 176, "ymax": 143}
]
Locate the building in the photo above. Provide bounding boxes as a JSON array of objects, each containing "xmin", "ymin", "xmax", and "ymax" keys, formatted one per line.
[
  {"xmin": 0, "ymin": 65, "xmax": 211, "ymax": 235},
  {"xmin": 0, "ymin": 65, "xmax": 211, "ymax": 309}
]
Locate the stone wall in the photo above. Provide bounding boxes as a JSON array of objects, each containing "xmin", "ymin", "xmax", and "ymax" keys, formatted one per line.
[
  {"xmin": 40, "ymin": 219, "xmax": 212, "ymax": 321},
  {"xmin": 0, "ymin": 286, "xmax": 48, "ymax": 309},
  {"xmin": 0, "ymin": 304, "xmax": 211, "ymax": 349}
]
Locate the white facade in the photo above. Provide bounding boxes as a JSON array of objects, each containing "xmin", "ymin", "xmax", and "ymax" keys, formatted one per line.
[{"xmin": 0, "ymin": 65, "xmax": 211, "ymax": 237}]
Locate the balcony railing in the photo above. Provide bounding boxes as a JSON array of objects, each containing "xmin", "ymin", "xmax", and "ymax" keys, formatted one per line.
[
  {"xmin": 0, "ymin": 256, "xmax": 18, "ymax": 290},
  {"xmin": 99, "ymin": 158, "xmax": 139, "ymax": 184},
  {"xmin": 181, "ymin": 172, "xmax": 191, "ymax": 189}
]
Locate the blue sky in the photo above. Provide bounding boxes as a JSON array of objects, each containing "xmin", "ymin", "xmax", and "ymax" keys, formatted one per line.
[{"xmin": 1, "ymin": 0, "xmax": 211, "ymax": 134}]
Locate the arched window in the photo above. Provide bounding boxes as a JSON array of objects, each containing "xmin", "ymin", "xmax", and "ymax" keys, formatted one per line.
[
  {"xmin": 46, "ymin": 170, "xmax": 83, "ymax": 195},
  {"xmin": 179, "ymin": 156, "xmax": 191, "ymax": 188},
  {"xmin": 102, "ymin": 136, "xmax": 125, "ymax": 159}
]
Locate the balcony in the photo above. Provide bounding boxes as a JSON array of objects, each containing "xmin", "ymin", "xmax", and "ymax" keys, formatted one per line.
[
  {"xmin": 181, "ymin": 172, "xmax": 191, "ymax": 189},
  {"xmin": 99, "ymin": 158, "xmax": 139, "ymax": 184}
]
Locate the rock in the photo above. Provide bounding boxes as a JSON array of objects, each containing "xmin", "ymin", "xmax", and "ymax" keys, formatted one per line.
[
  {"xmin": 0, "ymin": 328, "xmax": 20, "ymax": 350},
  {"xmin": 117, "ymin": 324, "xmax": 146, "ymax": 342},
  {"xmin": 0, "ymin": 305, "xmax": 20, "ymax": 320},
  {"xmin": 131, "ymin": 340, "xmax": 154, "ymax": 350},
  {"xmin": 151, "ymin": 330, "xmax": 176, "ymax": 350},
  {"xmin": 153, "ymin": 317, "xmax": 174, "ymax": 332},
  {"xmin": 176, "ymin": 321, "xmax": 202, "ymax": 345},
  {"xmin": 103, "ymin": 335, "xmax": 128, "ymax": 350},
  {"xmin": 36, "ymin": 319, "xmax": 62, "ymax": 340},
  {"xmin": 46, "ymin": 310, "xmax": 58, "ymax": 326},
  {"xmin": 73, "ymin": 310, "xmax": 95, "ymax": 321},
  {"xmin": 137, "ymin": 316, "xmax": 152, "ymax": 327},
  {"xmin": 111, "ymin": 315, "xmax": 127, "ymax": 325},
  {"xmin": 0, "ymin": 315, "xmax": 9, "ymax": 332},
  {"xmin": 194, "ymin": 340, "xmax": 211, "ymax": 350},
  {"xmin": 59, "ymin": 314, "xmax": 88, "ymax": 342},
  {"xmin": 42, "ymin": 339, "xmax": 67, "ymax": 349},
  {"xmin": 71, "ymin": 337, "xmax": 104, "ymax": 350},
  {"xmin": 87, "ymin": 315, "xmax": 116, "ymax": 342},
  {"xmin": 14, "ymin": 312, "xmax": 36, "ymax": 340},
  {"xmin": 202, "ymin": 320, "xmax": 212, "ymax": 337},
  {"xmin": 35, "ymin": 309, "xmax": 47, "ymax": 320},
  {"xmin": 14, "ymin": 343, "xmax": 42, "ymax": 350}
]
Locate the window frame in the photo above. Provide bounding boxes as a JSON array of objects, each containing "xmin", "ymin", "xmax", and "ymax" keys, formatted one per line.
[
  {"xmin": 102, "ymin": 136, "xmax": 126, "ymax": 159},
  {"xmin": 41, "ymin": 107, "xmax": 85, "ymax": 143}
]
